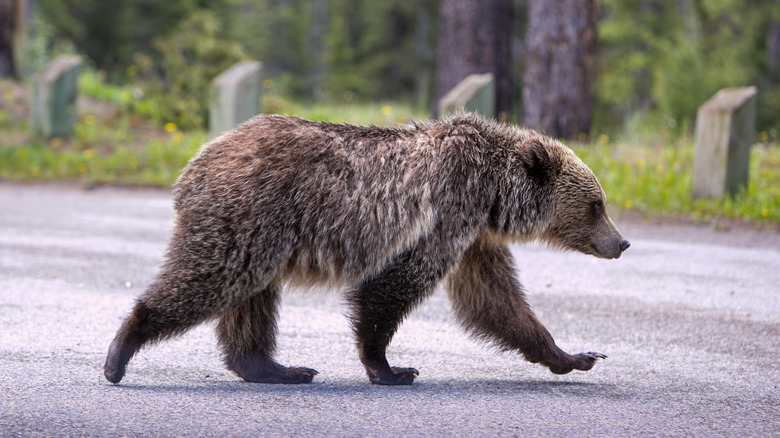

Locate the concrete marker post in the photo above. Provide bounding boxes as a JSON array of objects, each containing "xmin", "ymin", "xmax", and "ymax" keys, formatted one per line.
[
  {"xmin": 31, "ymin": 55, "xmax": 81, "ymax": 138},
  {"xmin": 692, "ymin": 86, "xmax": 757, "ymax": 199},
  {"xmin": 209, "ymin": 61, "xmax": 262, "ymax": 139},
  {"xmin": 438, "ymin": 73, "xmax": 495, "ymax": 119}
]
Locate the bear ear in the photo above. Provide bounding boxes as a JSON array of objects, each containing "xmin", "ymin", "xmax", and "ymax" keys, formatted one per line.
[{"xmin": 519, "ymin": 140, "xmax": 552, "ymax": 183}]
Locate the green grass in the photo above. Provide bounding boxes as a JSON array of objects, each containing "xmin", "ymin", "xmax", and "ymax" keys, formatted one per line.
[
  {"xmin": 79, "ymin": 69, "xmax": 135, "ymax": 106},
  {"xmin": 0, "ymin": 79, "xmax": 778, "ymax": 224},
  {"xmin": 79, "ymin": 70, "xmax": 431, "ymax": 129},
  {"xmin": 0, "ymin": 82, "xmax": 428, "ymax": 188},
  {"xmin": 0, "ymin": 131, "xmax": 206, "ymax": 186},
  {"xmin": 262, "ymin": 95, "xmax": 430, "ymax": 126},
  {"xmin": 573, "ymin": 141, "xmax": 780, "ymax": 223}
]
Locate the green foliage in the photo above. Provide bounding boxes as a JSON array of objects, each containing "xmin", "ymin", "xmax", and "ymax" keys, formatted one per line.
[
  {"xmin": 0, "ymin": 128, "xmax": 206, "ymax": 187},
  {"xmin": 227, "ymin": 0, "xmax": 312, "ymax": 97},
  {"xmin": 35, "ymin": 0, "xmax": 233, "ymax": 77},
  {"xmin": 597, "ymin": 0, "xmax": 779, "ymax": 140},
  {"xmin": 573, "ymin": 141, "xmax": 780, "ymax": 222},
  {"xmin": 132, "ymin": 10, "xmax": 248, "ymax": 130},
  {"xmin": 322, "ymin": 0, "xmax": 428, "ymax": 102},
  {"xmin": 5, "ymin": 1, "xmax": 779, "ymax": 226},
  {"xmin": 78, "ymin": 68, "xmax": 172, "ymax": 128},
  {"xmin": 79, "ymin": 69, "xmax": 134, "ymax": 106},
  {"xmin": 0, "ymin": 97, "xmax": 426, "ymax": 187},
  {"xmin": 15, "ymin": 10, "xmax": 78, "ymax": 80},
  {"xmin": 263, "ymin": 97, "xmax": 429, "ymax": 126},
  {"xmin": 225, "ymin": 0, "xmax": 432, "ymax": 103},
  {"xmin": 27, "ymin": 4, "xmax": 245, "ymax": 130},
  {"xmin": 25, "ymin": 0, "xmax": 780, "ymax": 140},
  {"xmin": 2, "ymin": 77, "xmax": 778, "ymax": 223}
]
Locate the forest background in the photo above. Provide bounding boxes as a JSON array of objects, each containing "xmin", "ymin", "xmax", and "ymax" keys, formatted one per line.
[
  {"xmin": 4, "ymin": 0, "xmax": 778, "ymax": 138},
  {"xmin": 0, "ymin": 0, "xmax": 779, "ymax": 223}
]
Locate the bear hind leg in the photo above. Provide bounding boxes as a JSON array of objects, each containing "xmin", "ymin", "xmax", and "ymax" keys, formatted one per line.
[
  {"xmin": 104, "ymin": 300, "xmax": 155, "ymax": 384},
  {"xmin": 347, "ymin": 248, "xmax": 445, "ymax": 385},
  {"xmin": 104, "ymin": 271, "xmax": 227, "ymax": 384},
  {"xmin": 216, "ymin": 284, "xmax": 318, "ymax": 384}
]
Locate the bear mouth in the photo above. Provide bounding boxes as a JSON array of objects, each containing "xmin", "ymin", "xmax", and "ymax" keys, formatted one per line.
[{"xmin": 590, "ymin": 243, "xmax": 620, "ymax": 259}]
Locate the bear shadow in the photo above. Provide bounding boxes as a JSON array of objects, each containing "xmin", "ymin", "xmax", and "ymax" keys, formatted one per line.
[{"xmin": 112, "ymin": 377, "xmax": 627, "ymax": 400}]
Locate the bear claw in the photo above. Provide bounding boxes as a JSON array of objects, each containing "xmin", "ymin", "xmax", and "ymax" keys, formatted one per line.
[
  {"xmin": 368, "ymin": 366, "xmax": 419, "ymax": 385},
  {"xmin": 571, "ymin": 351, "xmax": 607, "ymax": 371},
  {"xmin": 548, "ymin": 351, "xmax": 607, "ymax": 374}
]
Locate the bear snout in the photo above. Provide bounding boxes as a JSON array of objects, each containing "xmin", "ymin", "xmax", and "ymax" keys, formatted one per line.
[
  {"xmin": 608, "ymin": 239, "xmax": 630, "ymax": 259},
  {"xmin": 591, "ymin": 236, "xmax": 629, "ymax": 259}
]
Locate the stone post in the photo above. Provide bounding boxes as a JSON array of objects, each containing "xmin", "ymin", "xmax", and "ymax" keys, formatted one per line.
[
  {"xmin": 692, "ymin": 86, "xmax": 758, "ymax": 199},
  {"xmin": 31, "ymin": 55, "xmax": 81, "ymax": 138},
  {"xmin": 438, "ymin": 73, "xmax": 494, "ymax": 119},
  {"xmin": 209, "ymin": 61, "xmax": 262, "ymax": 138}
]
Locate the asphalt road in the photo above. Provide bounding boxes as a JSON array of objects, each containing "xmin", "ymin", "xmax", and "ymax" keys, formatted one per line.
[{"xmin": 0, "ymin": 182, "xmax": 778, "ymax": 437}]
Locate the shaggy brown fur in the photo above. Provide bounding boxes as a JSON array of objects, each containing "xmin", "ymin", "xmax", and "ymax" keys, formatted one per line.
[{"xmin": 104, "ymin": 112, "xmax": 629, "ymax": 385}]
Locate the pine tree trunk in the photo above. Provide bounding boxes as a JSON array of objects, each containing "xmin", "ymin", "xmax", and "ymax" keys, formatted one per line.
[
  {"xmin": 767, "ymin": 0, "xmax": 780, "ymax": 85},
  {"xmin": 414, "ymin": 0, "xmax": 434, "ymax": 111},
  {"xmin": 0, "ymin": 0, "xmax": 17, "ymax": 79},
  {"xmin": 308, "ymin": 0, "xmax": 328, "ymax": 99},
  {"xmin": 436, "ymin": 0, "xmax": 514, "ymax": 119},
  {"xmin": 522, "ymin": 0, "xmax": 598, "ymax": 139}
]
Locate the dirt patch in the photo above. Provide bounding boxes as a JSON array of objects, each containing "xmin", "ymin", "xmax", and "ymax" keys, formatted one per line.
[{"xmin": 0, "ymin": 80, "xmax": 30, "ymax": 122}]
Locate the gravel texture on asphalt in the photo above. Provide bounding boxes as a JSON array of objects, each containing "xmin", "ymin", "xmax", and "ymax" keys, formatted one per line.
[{"xmin": 1, "ymin": 183, "xmax": 777, "ymax": 436}]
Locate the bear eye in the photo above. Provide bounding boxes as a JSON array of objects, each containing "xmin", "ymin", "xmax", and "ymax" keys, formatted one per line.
[{"xmin": 591, "ymin": 201, "xmax": 603, "ymax": 218}]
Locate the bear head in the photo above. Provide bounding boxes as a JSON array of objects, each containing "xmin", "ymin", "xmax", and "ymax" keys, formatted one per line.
[{"xmin": 515, "ymin": 137, "xmax": 630, "ymax": 260}]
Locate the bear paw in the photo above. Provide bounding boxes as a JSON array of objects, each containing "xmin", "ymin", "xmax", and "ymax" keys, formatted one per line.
[
  {"xmin": 240, "ymin": 365, "xmax": 319, "ymax": 384},
  {"xmin": 368, "ymin": 366, "xmax": 420, "ymax": 385},
  {"xmin": 548, "ymin": 352, "xmax": 607, "ymax": 375},
  {"xmin": 228, "ymin": 355, "xmax": 319, "ymax": 384}
]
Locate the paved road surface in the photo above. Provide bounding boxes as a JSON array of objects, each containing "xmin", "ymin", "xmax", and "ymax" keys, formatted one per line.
[{"xmin": 1, "ymin": 183, "xmax": 778, "ymax": 436}]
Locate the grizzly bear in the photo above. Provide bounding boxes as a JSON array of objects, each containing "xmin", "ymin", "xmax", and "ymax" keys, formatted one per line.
[{"xmin": 104, "ymin": 112, "xmax": 629, "ymax": 385}]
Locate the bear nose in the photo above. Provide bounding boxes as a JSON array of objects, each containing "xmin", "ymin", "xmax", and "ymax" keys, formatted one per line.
[{"xmin": 619, "ymin": 240, "xmax": 631, "ymax": 252}]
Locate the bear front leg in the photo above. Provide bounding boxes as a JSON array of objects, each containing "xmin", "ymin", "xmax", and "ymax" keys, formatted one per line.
[
  {"xmin": 347, "ymin": 246, "xmax": 448, "ymax": 385},
  {"xmin": 216, "ymin": 284, "xmax": 318, "ymax": 384},
  {"xmin": 445, "ymin": 239, "xmax": 606, "ymax": 375}
]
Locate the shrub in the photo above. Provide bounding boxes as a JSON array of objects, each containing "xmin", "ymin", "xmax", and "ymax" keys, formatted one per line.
[{"xmin": 132, "ymin": 10, "xmax": 248, "ymax": 130}]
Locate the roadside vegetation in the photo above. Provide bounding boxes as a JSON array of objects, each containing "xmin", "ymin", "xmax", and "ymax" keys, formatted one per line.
[
  {"xmin": 2, "ymin": 1, "xmax": 778, "ymax": 226},
  {"xmin": 0, "ymin": 73, "xmax": 428, "ymax": 187},
  {"xmin": 574, "ymin": 141, "xmax": 779, "ymax": 223},
  {"xmin": 1, "ymin": 73, "xmax": 778, "ymax": 225}
]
